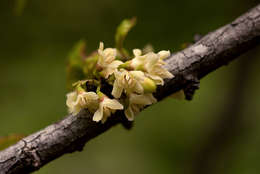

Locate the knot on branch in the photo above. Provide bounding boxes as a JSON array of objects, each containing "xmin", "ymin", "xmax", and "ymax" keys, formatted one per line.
[
  {"xmin": 183, "ymin": 74, "xmax": 200, "ymax": 100},
  {"xmin": 119, "ymin": 115, "xmax": 134, "ymax": 130},
  {"xmin": 21, "ymin": 140, "xmax": 42, "ymax": 169}
]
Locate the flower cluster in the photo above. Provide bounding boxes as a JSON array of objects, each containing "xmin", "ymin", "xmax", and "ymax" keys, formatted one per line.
[
  {"xmin": 66, "ymin": 42, "xmax": 173, "ymax": 123},
  {"xmin": 66, "ymin": 18, "xmax": 174, "ymax": 123}
]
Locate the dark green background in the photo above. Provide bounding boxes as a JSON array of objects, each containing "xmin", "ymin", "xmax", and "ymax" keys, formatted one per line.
[{"xmin": 0, "ymin": 0, "xmax": 260, "ymax": 173}]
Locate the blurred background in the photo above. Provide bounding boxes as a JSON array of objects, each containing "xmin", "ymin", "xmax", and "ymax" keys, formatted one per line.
[{"xmin": 0, "ymin": 0, "xmax": 260, "ymax": 173}]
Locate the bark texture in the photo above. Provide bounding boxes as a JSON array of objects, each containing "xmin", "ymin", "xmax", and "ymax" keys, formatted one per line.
[{"xmin": 0, "ymin": 4, "xmax": 260, "ymax": 174}]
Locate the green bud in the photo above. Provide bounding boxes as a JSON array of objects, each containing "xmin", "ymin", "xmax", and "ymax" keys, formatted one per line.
[
  {"xmin": 97, "ymin": 90, "xmax": 105, "ymax": 99},
  {"xmin": 118, "ymin": 61, "xmax": 132, "ymax": 70},
  {"xmin": 141, "ymin": 78, "xmax": 156, "ymax": 93},
  {"xmin": 135, "ymin": 64, "xmax": 145, "ymax": 71},
  {"xmin": 76, "ymin": 85, "xmax": 85, "ymax": 93}
]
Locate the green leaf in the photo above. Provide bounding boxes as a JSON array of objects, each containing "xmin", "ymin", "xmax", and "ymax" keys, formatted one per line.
[
  {"xmin": 83, "ymin": 53, "xmax": 99, "ymax": 79},
  {"xmin": 66, "ymin": 40, "xmax": 87, "ymax": 90},
  {"xmin": 115, "ymin": 18, "xmax": 136, "ymax": 57},
  {"xmin": 0, "ymin": 134, "xmax": 25, "ymax": 150}
]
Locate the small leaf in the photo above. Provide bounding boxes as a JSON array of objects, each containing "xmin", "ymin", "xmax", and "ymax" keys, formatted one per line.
[
  {"xmin": 0, "ymin": 134, "xmax": 25, "ymax": 150},
  {"xmin": 68, "ymin": 40, "xmax": 87, "ymax": 66},
  {"xmin": 83, "ymin": 52, "xmax": 99, "ymax": 79},
  {"xmin": 66, "ymin": 40, "xmax": 87, "ymax": 90},
  {"xmin": 115, "ymin": 18, "xmax": 136, "ymax": 57}
]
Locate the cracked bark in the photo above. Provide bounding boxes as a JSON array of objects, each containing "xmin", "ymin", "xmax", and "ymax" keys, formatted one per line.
[{"xmin": 0, "ymin": 4, "xmax": 259, "ymax": 174}]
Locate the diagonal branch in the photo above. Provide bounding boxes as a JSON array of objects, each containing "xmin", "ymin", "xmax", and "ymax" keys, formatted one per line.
[{"xmin": 0, "ymin": 4, "xmax": 260, "ymax": 174}]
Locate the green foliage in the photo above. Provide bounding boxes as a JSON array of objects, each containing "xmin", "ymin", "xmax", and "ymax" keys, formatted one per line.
[
  {"xmin": 66, "ymin": 40, "xmax": 87, "ymax": 90},
  {"xmin": 83, "ymin": 53, "xmax": 99, "ymax": 79},
  {"xmin": 115, "ymin": 18, "xmax": 136, "ymax": 58},
  {"xmin": 67, "ymin": 40, "xmax": 101, "ymax": 90},
  {"xmin": 0, "ymin": 134, "xmax": 24, "ymax": 150}
]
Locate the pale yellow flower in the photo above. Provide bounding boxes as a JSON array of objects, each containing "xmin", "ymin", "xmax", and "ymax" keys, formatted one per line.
[
  {"xmin": 111, "ymin": 69, "xmax": 145, "ymax": 98},
  {"xmin": 100, "ymin": 60, "xmax": 123, "ymax": 78},
  {"xmin": 97, "ymin": 42, "xmax": 123, "ymax": 78},
  {"xmin": 66, "ymin": 91, "xmax": 99, "ymax": 115},
  {"xmin": 97, "ymin": 42, "xmax": 117, "ymax": 66},
  {"xmin": 130, "ymin": 49, "xmax": 146, "ymax": 70},
  {"xmin": 93, "ymin": 96, "xmax": 124, "ymax": 123},
  {"xmin": 124, "ymin": 93, "xmax": 157, "ymax": 121},
  {"xmin": 130, "ymin": 49, "xmax": 173, "ymax": 85},
  {"xmin": 130, "ymin": 71, "xmax": 157, "ymax": 93}
]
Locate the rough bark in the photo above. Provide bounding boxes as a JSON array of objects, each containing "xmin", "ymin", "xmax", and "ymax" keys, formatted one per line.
[{"xmin": 0, "ymin": 4, "xmax": 260, "ymax": 174}]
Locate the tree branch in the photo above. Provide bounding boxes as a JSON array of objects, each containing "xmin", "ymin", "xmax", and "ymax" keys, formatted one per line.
[{"xmin": 0, "ymin": 4, "xmax": 259, "ymax": 174}]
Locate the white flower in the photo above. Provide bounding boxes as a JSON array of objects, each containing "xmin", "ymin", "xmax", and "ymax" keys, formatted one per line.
[
  {"xmin": 66, "ymin": 42, "xmax": 173, "ymax": 124},
  {"xmin": 130, "ymin": 71, "xmax": 157, "ymax": 93},
  {"xmin": 93, "ymin": 96, "xmax": 124, "ymax": 123},
  {"xmin": 124, "ymin": 93, "xmax": 157, "ymax": 121},
  {"xmin": 99, "ymin": 60, "xmax": 123, "ymax": 78},
  {"xmin": 144, "ymin": 55, "xmax": 173, "ymax": 85},
  {"xmin": 66, "ymin": 91, "xmax": 99, "ymax": 115},
  {"xmin": 111, "ymin": 69, "xmax": 145, "ymax": 98},
  {"xmin": 130, "ymin": 49, "xmax": 173, "ymax": 85},
  {"xmin": 130, "ymin": 49, "xmax": 146, "ymax": 70},
  {"xmin": 97, "ymin": 42, "xmax": 123, "ymax": 78},
  {"xmin": 133, "ymin": 49, "xmax": 142, "ymax": 57},
  {"xmin": 97, "ymin": 42, "xmax": 117, "ymax": 66}
]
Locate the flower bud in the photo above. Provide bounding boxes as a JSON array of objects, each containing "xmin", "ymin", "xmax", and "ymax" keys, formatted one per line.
[
  {"xmin": 141, "ymin": 77, "xmax": 156, "ymax": 93},
  {"xmin": 158, "ymin": 50, "xmax": 170, "ymax": 59}
]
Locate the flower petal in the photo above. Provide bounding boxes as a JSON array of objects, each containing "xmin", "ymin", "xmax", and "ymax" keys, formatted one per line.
[
  {"xmin": 146, "ymin": 74, "xmax": 164, "ymax": 85},
  {"xmin": 145, "ymin": 93, "xmax": 157, "ymax": 103},
  {"xmin": 101, "ymin": 116, "xmax": 108, "ymax": 124},
  {"xmin": 133, "ymin": 82, "xmax": 144, "ymax": 94},
  {"xmin": 109, "ymin": 60, "xmax": 123, "ymax": 68},
  {"xmin": 103, "ymin": 98, "xmax": 123, "ymax": 110},
  {"xmin": 82, "ymin": 92, "xmax": 99, "ymax": 101},
  {"xmin": 66, "ymin": 91, "xmax": 77, "ymax": 108},
  {"xmin": 145, "ymin": 52, "xmax": 159, "ymax": 71},
  {"xmin": 103, "ymin": 48, "xmax": 117, "ymax": 63},
  {"xmin": 130, "ymin": 93, "xmax": 156, "ymax": 105},
  {"xmin": 102, "ymin": 60, "xmax": 124, "ymax": 78},
  {"xmin": 69, "ymin": 104, "xmax": 81, "ymax": 116},
  {"xmin": 158, "ymin": 50, "xmax": 170, "ymax": 59},
  {"xmin": 133, "ymin": 49, "xmax": 142, "ymax": 57},
  {"xmin": 112, "ymin": 79, "xmax": 124, "ymax": 98},
  {"xmin": 130, "ymin": 71, "xmax": 145, "ymax": 81},
  {"xmin": 124, "ymin": 107, "xmax": 134, "ymax": 121},
  {"xmin": 93, "ymin": 104, "xmax": 103, "ymax": 122}
]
